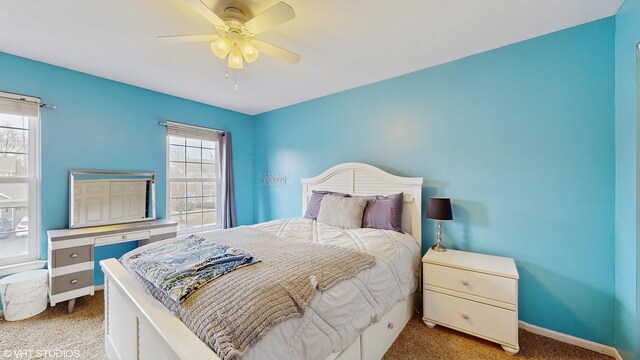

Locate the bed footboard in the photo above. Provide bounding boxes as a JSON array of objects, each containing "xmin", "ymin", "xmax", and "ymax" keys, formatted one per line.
[
  {"xmin": 100, "ymin": 258, "xmax": 220, "ymax": 360},
  {"xmin": 101, "ymin": 257, "xmax": 414, "ymax": 360}
]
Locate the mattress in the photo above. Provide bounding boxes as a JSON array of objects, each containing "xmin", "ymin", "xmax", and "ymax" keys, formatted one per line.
[
  {"xmin": 129, "ymin": 217, "xmax": 420, "ymax": 360},
  {"xmin": 245, "ymin": 218, "xmax": 420, "ymax": 360}
]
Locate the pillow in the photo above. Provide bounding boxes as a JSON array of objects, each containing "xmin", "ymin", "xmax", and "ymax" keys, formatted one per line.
[
  {"xmin": 361, "ymin": 193, "xmax": 404, "ymax": 232},
  {"xmin": 317, "ymin": 194, "xmax": 367, "ymax": 229},
  {"xmin": 304, "ymin": 190, "xmax": 348, "ymax": 219}
]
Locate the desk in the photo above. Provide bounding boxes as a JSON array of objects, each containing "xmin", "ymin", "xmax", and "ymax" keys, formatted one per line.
[{"xmin": 47, "ymin": 219, "xmax": 177, "ymax": 313}]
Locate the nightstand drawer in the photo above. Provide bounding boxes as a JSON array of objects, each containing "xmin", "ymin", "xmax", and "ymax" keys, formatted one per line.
[
  {"xmin": 423, "ymin": 290, "xmax": 517, "ymax": 346},
  {"xmin": 424, "ymin": 263, "xmax": 516, "ymax": 304},
  {"xmin": 53, "ymin": 245, "xmax": 92, "ymax": 268},
  {"xmin": 51, "ymin": 270, "xmax": 93, "ymax": 295}
]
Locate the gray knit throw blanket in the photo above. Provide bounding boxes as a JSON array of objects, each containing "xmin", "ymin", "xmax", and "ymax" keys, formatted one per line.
[{"xmin": 120, "ymin": 226, "xmax": 376, "ymax": 360}]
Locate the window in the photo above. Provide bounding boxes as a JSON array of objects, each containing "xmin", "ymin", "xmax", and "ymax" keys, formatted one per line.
[
  {"xmin": 0, "ymin": 92, "xmax": 40, "ymax": 266},
  {"xmin": 166, "ymin": 122, "xmax": 221, "ymax": 233}
]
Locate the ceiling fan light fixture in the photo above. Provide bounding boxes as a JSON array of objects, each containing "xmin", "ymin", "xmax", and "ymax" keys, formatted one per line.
[
  {"xmin": 240, "ymin": 41, "xmax": 259, "ymax": 63},
  {"xmin": 228, "ymin": 45, "xmax": 244, "ymax": 70},
  {"xmin": 211, "ymin": 37, "xmax": 232, "ymax": 59},
  {"xmin": 163, "ymin": 0, "xmax": 299, "ymax": 90}
]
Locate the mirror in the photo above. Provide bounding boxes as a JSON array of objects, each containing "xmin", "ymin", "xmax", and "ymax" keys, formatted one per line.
[{"xmin": 69, "ymin": 170, "xmax": 156, "ymax": 228}]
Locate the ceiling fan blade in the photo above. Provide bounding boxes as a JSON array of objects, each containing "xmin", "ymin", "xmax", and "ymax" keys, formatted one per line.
[
  {"xmin": 157, "ymin": 34, "xmax": 220, "ymax": 43},
  {"xmin": 251, "ymin": 40, "xmax": 300, "ymax": 64},
  {"xmin": 244, "ymin": 2, "xmax": 295, "ymax": 35},
  {"xmin": 185, "ymin": 0, "xmax": 226, "ymax": 27}
]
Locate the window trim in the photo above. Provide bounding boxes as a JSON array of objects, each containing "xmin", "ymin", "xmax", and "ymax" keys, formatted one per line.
[
  {"xmin": 0, "ymin": 92, "xmax": 41, "ymax": 267},
  {"xmin": 0, "ymin": 260, "xmax": 46, "ymax": 276},
  {"xmin": 165, "ymin": 131, "xmax": 222, "ymax": 236}
]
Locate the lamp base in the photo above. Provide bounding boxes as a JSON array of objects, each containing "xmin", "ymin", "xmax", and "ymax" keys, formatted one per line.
[{"xmin": 431, "ymin": 243, "xmax": 447, "ymax": 252}]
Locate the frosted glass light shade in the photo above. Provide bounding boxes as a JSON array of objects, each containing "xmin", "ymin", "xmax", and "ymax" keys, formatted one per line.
[
  {"xmin": 240, "ymin": 41, "xmax": 259, "ymax": 63},
  {"xmin": 228, "ymin": 45, "xmax": 244, "ymax": 69},
  {"xmin": 211, "ymin": 38, "xmax": 231, "ymax": 59}
]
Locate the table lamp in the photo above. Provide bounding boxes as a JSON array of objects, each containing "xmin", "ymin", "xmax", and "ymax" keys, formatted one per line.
[{"xmin": 427, "ymin": 197, "xmax": 453, "ymax": 252}]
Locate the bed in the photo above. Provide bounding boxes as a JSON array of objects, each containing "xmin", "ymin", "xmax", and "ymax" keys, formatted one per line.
[{"xmin": 100, "ymin": 162, "xmax": 423, "ymax": 360}]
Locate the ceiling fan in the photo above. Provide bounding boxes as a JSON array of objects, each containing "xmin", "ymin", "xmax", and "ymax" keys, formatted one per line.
[{"xmin": 160, "ymin": 0, "xmax": 300, "ymax": 90}]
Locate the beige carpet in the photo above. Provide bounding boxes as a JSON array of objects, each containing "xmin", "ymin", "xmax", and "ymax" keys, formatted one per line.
[
  {"xmin": 0, "ymin": 291, "xmax": 612, "ymax": 360},
  {"xmin": 0, "ymin": 293, "xmax": 106, "ymax": 360},
  {"xmin": 384, "ymin": 313, "xmax": 612, "ymax": 360}
]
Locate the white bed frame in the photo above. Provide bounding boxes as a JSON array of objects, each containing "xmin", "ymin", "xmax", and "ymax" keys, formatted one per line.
[{"xmin": 100, "ymin": 162, "xmax": 423, "ymax": 360}]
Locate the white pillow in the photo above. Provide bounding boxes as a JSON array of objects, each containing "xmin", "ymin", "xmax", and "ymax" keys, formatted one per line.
[{"xmin": 317, "ymin": 194, "xmax": 367, "ymax": 229}]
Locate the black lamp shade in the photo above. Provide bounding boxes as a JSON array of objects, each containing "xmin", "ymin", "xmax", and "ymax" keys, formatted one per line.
[{"xmin": 427, "ymin": 198, "xmax": 453, "ymax": 221}]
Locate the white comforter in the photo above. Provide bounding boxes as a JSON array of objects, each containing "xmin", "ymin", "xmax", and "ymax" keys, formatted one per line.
[{"xmin": 244, "ymin": 218, "xmax": 420, "ymax": 360}]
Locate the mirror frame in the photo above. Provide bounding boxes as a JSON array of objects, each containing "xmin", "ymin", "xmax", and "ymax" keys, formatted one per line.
[{"xmin": 69, "ymin": 170, "xmax": 156, "ymax": 229}]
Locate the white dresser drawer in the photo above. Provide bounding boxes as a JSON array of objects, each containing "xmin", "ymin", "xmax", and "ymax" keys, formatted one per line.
[
  {"xmin": 424, "ymin": 263, "xmax": 517, "ymax": 305},
  {"xmin": 94, "ymin": 230, "xmax": 150, "ymax": 246},
  {"xmin": 423, "ymin": 290, "xmax": 518, "ymax": 346},
  {"xmin": 53, "ymin": 245, "xmax": 92, "ymax": 268},
  {"xmin": 51, "ymin": 270, "xmax": 93, "ymax": 295}
]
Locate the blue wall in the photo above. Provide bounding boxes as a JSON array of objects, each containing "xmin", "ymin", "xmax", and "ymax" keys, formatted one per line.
[
  {"xmin": 253, "ymin": 18, "xmax": 616, "ymax": 345},
  {"xmin": 0, "ymin": 52, "xmax": 254, "ymax": 285},
  {"xmin": 0, "ymin": 11, "xmax": 629, "ymax": 353},
  {"xmin": 615, "ymin": 0, "xmax": 640, "ymax": 358}
]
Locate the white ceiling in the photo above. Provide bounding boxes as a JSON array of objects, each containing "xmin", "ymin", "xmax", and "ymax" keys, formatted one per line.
[{"xmin": 0, "ymin": 0, "xmax": 622, "ymax": 115}]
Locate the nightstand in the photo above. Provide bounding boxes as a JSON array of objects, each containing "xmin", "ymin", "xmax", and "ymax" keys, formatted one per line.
[{"xmin": 422, "ymin": 248, "xmax": 520, "ymax": 355}]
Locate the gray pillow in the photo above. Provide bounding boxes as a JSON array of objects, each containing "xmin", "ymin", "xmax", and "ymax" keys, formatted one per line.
[
  {"xmin": 304, "ymin": 190, "xmax": 348, "ymax": 219},
  {"xmin": 317, "ymin": 194, "xmax": 367, "ymax": 229},
  {"xmin": 361, "ymin": 193, "xmax": 404, "ymax": 232}
]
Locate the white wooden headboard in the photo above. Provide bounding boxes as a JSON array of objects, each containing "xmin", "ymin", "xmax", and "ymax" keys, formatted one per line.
[{"xmin": 301, "ymin": 162, "xmax": 424, "ymax": 247}]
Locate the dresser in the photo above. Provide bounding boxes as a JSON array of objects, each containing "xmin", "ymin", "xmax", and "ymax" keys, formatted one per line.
[
  {"xmin": 47, "ymin": 219, "xmax": 177, "ymax": 313},
  {"xmin": 422, "ymin": 249, "xmax": 520, "ymax": 355}
]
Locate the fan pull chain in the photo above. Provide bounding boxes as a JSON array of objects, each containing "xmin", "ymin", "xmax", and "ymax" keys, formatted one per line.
[
  {"xmin": 223, "ymin": 67, "xmax": 238, "ymax": 91},
  {"xmin": 233, "ymin": 69, "xmax": 239, "ymax": 91}
]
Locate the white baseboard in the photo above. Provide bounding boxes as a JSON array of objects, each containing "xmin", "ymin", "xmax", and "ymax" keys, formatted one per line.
[{"xmin": 518, "ymin": 321, "xmax": 622, "ymax": 359}]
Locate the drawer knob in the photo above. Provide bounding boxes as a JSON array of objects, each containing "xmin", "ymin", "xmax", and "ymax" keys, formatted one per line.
[
  {"xmin": 70, "ymin": 253, "xmax": 78, "ymax": 258},
  {"xmin": 462, "ymin": 280, "xmax": 470, "ymax": 286},
  {"xmin": 387, "ymin": 322, "xmax": 394, "ymax": 330},
  {"xmin": 122, "ymin": 235, "xmax": 127, "ymax": 240},
  {"xmin": 462, "ymin": 313, "xmax": 469, "ymax": 320},
  {"xmin": 70, "ymin": 279, "xmax": 78, "ymax": 285}
]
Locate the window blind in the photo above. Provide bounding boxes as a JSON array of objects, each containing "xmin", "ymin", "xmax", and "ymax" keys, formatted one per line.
[
  {"xmin": 164, "ymin": 121, "xmax": 221, "ymax": 141},
  {"xmin": 0, "ymin": 96, "xmax": 40, "ymax": 117}
]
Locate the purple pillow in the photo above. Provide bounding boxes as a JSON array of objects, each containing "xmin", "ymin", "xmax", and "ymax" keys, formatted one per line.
[
  {"xmin": 361, "ymin": 193, "xmax": 404, "ymax": 232},
  {"xmin": 304, "ymin": 190, "xmax": 349, "ymax": 220}
]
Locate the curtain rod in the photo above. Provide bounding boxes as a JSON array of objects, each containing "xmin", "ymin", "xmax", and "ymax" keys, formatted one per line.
[
  {"xmin": 0, "ymin": 94, "xmax": 58, "ymax": 110},
  {"xmin": 159, "ymin": 120, "xmax": 225, "ymax": 135}
]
